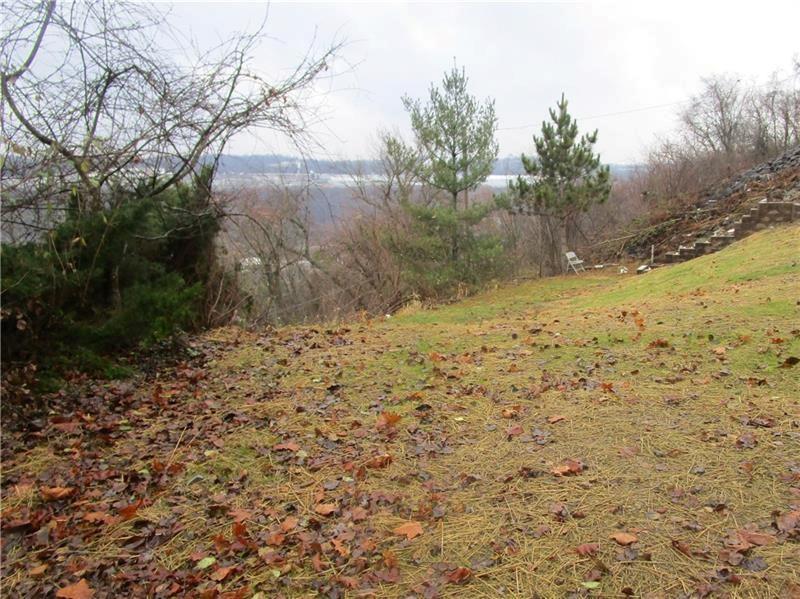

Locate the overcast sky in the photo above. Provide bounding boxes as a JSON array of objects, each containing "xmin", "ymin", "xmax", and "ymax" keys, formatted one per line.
[{"xmin": 169, "ymin": 1, "xmax": 800, "ymax": 164}]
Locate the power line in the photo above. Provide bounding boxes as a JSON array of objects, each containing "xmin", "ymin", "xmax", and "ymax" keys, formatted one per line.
[
  {"xmin": 497, "ymin": 99, "xmax": 687, "ymax": 132},
  {"xmin": 497, "ymin": 74, "xmax": 798, "ymax": 132}
]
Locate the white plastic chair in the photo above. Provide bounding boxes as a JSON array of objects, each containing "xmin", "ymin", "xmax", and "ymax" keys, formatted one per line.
[{"xmin": 565, "ymin": 251, "xmax": 586, "ymax": 274}]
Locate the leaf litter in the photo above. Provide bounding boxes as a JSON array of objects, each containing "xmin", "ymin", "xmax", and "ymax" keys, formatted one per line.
[{"xmin": 2, "ymin": 227, "xmax": 800, "ymax": 597}]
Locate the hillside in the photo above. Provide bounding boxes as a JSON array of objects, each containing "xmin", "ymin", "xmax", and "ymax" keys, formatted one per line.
[{"xmin": 2, "ymin": 225, "xmax": 799, "ymax": 598}]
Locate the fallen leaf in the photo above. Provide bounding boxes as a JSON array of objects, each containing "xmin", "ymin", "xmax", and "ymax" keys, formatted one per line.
[
  {"xmin": 393, "ymin": 521, "xmax": 423, "ymax": 540},
  {"xmin": 779, "ymin": 356, "xmax": 799, "ymax": 368},
  {"xmin": 552, "ymin": 458, "xmax": 586, "ymax": 476},
  {"xmin": 281, "ymin": 516, "xmax": 298, "ymax": 532},
  {"xmin": 737, "ymin": 530, "xmax": 775, "ymax": 546},
  {"xmin": 229, "ymin": 509, "xmax": 253, "ymax": 523},
  {"xmin": 56, "ymin": 579, "xmax": 94, "ymax": 599},
  {"xmin": 118, "ymin": 499, "xmax": 143, "ymax": 521},
  {"xmin": 366, "ymin": 454, "xmax": 392, "ymax": 468},
  {"xmin": 272, "ymin": 441, "xmax": 300, "ymax": 452},
  {"xmin": 376, "ymin": 411, "xmax": 402, "ymax": 430},
  {"xmin": 29, "ymin": 564, "xmax": 48, "ymax": 577},
  {"xmin": 82, "ymin": 511, "xmax": 115, "ymax": 525},
  {"xmin": 671, "ymin": 539, "xmax": 692, "ymax": 556},
  {"xmin": 576, "ymin": 543, "xmax": 600, "ymax": 556},
  {"xmin": 196, "ymin": 556, "xmax": 217, "ymax": 570},
  {"xmin": 210, "ymin": 566, "xmax": 234, "ymax": 581},
  {"xmin": 610, "ymin": 532, "xmax": 638, "ymax": 546},
  {"xmin": 506, "ymin": 424, "xmax": 524, "ymax": 437},
  {"xmin": 40, "ymin": 486, "xmax": 75, "ymax": 502},
  {"xmin": 446, "ymin": 566, "xmax": 472, "ymax": 583},
  {"xmin": 735, "ymin": 432, "xmax": 757, "ymax": 449},
  {"xmin": 315, "ymin": 503, "xmax": 337, "ymax": 516},
  {"xmin": 547, "ymin": 414, "xmax": 566, "ymax": 424},
  {"xmin": 776, "ymin": 510, "xmax": 800, "ymax": 533},
  {"xmin": 618, "ymin": 446, "xmax": 639, "ymax": 458}
]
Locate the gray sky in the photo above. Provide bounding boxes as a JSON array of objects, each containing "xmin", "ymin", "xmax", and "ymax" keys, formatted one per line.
[{"xmin": 169, "ymin": 1, "xmax": 800, "ymax": 164}]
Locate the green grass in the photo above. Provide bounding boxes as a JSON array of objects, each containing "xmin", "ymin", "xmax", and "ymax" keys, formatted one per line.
[{"xmin": 4, "ymin": 224, "xmax": 799, "ymax": 598}]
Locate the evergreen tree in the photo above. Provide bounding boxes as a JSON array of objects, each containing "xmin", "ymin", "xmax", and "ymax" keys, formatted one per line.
[
  {"xmin": 402, "ymin": 66, "xmax": 499, "ymax": 213},
  {"xmin": 400, "ymin": 65, "xmax": 499, "ymax": 264},
  {"xmin": 503, "ymin": 94, "xmax": 610, "ymax": 267}
]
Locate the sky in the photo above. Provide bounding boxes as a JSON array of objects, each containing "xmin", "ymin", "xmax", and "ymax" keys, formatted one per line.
[{"xmin": 168, "ymin": 1, "xmax": 800, "ymax": 165}]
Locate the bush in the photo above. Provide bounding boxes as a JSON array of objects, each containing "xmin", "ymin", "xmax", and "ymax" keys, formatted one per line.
[{"xmin": 1, "ymin": 168, "xmax": 220, "ymax": 377}]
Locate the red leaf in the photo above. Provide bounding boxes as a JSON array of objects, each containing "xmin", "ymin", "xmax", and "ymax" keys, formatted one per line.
[
  {"xmin": 446, "ymin": 566, "xmax": 472, "ymax": 583},
  {"xmin": 56, "ymin": 579, "xmax": 94, "ymax": 599},
  {"xmin": 118, "ymin": 499, "xmax": 143, "ymax": 521}
]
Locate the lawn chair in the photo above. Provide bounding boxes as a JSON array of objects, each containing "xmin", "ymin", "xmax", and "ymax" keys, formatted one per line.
[{"xmin": 565, "ymin": 251, "xmax": 586, "ymax": 274}]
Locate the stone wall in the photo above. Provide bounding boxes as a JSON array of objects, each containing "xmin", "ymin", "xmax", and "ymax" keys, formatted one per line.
[{"xmin": 664, "ymin": 199, "xmax": 799, "ymax": 263}]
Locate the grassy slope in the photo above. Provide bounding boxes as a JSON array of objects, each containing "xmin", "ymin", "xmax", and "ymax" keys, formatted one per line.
[{"xmin": 3, "ymin": 224, "xmax": 799, "ymax": 598}]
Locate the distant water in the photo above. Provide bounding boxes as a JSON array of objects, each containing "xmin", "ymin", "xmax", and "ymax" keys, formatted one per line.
[{"xmin": 215, "ymin": 173, "xmax": 518, "ymax": 190}]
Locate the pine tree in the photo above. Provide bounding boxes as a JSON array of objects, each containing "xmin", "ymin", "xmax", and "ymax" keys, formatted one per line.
[
  {"xmin": 402, "ymin": 66, "xmax": 499, "ymax": 212},
  {"xmin": 504, "ymin": 93, "xmax": 610, "ymax": 267}
]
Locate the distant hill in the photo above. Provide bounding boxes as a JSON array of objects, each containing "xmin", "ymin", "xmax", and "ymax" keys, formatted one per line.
[{"xmin": 213, "ymin": 154, "xmax": 640, "ymax": 180}]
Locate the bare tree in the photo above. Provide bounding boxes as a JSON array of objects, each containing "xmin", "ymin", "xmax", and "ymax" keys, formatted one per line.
[{"xmin": 1, "ymin": 0, "xmax": 340, "ymax": 240}]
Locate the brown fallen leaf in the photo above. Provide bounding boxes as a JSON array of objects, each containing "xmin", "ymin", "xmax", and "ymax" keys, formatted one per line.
[
  {"xmin": 776, "ymin": 510, "xmax": 800, "ymax": 533},
  {"xmin": 365, "ymin": 454, "xmax": 392, "ymax": 468},
  {"xmin": 610, "ymin": 532, "xmax": 638, "ymax": 546},
  {"xmin": 28, "ymin": 564, "xmax": 48, "ymax": 578},
  {"xmin": 575, "ymin": 543, "xmax": 600, "ymax": 556},
  {"xmin": 735, "ymin": 432, "xmax": 757, "ymax": 449},
  {"xmin": 393, "ymin": 521, "xmax": 423, "ymax": 540},
  {"xmin": 210, "ymin": 565, "xmax": 234, "ymax": 581},
  {"xmin": 376, "ymin": 411, "xmax": 402, "ymax": 430},
  {"xmin": 737, "ymin": 530, "xmax": 775, "ymax": 547},
  {"xmin": 40, "ymin": 486, "xmax": 75, "ymax": 502},
  {"xmin": 446, "ymin": 566, "xmax": 472, "ymax": 583},
  {"xmin": 281, "ymin": 516, "xmax": 299, "ymax": 532},
  {"xmin": 56, "ymin": 579, "xmax": 94, "ymax": 599},
  {"xmin": 547, "ymin": 414, "xmax": 566, "ymax": 424},
  {"xmin": 272, "ymin": 441, "xmax": 300, "ymax": 452},
  {"xmin": 228, "ymin": 509, "xmax": 253, "ymax": 523},
  {"xmin": 618, "ymin": 446, "xmax": 639, "ymax": 458},
  {"xmin": 82, "ymin": 511, "xmax": 116, "ymax": 525},
  {"xmin": 552, "ymin": 458, "xmax": 586, "ymax": 476},
  {"xmin": 118, "ymin": 499, "xmax": 143, "ymax": 521},
  {"xmin": 671, "ymin": 539, "xmax": 692, "ymax": 556},
  {"xmin": 506, "ymin": 424, "xmax": 524, "ymax": 437},
  {"xmin": 502, "ymin": 405, "xmax": 522, "ymax": 419},
  {"xmin": 315, "ymin": 503, "xmax": 337, "ymax": 516}
]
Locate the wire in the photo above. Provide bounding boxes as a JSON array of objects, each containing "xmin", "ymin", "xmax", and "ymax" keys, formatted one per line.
[
  {"xmin": 497, "ymin": 74, "xmax": 798, "ymax": 132},
  {"xmin": 497, "ymin": 99, "xmax": 687, "ymax": 131}
]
